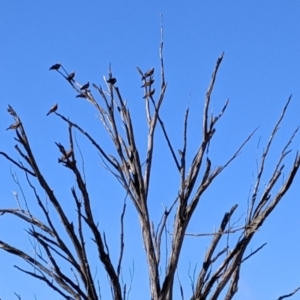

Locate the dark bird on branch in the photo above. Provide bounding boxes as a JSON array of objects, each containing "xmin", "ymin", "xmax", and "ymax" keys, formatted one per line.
[
  {"xmin": 58, "ymin": 149, "xmax": 73, "ymax": 163},
  {"xmin": 67, "ymin": 71, "xmax": 75, "ymax": 81},
  {"xmin": 49, "ymin": 63, "xmax": 61, "ymax": 71},
  {"xmin": 143, "ymin": 89, "xmax": 155, "ymax": 98},
  {"xmin": 6, "ymin": 122, "xmax": 21, "ymax": 131},
  {"xmin": 80, "ymin": 82, "xmax": 89, "ymax": 90},
  {"xmin": 46, "ymin": 103, "xmax": 58, "ymax": 116},
  {"xmin": 142, "ymin": 67, "xmax": 154, "ymax": 79},
  {"xmin": 76, "ymin": 93, "xmax": 87, "ymax": 98},
  {"xmin": 107, "ymin": 78, "xmax": 117, "ymax": 85},
  {"xmin": 141, "ymin": 79, "xmax": 154, "ymax": 88},
  {"xmin": 7, "ymin": 105, "xmax": 16, "ymax": 116}
]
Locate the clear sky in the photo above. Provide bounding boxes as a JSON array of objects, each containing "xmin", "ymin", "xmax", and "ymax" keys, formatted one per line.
[{"xmin": 1, "ymin": 2, "xmax": 300, "ymax": 300}]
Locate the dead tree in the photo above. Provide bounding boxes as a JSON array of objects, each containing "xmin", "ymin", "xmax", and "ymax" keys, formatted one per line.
[{"xmin": 1, "ymin": 26, "xmax": 300, "ymax": 300}]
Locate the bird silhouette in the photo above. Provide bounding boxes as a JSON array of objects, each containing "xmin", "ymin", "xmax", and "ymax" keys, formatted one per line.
[
  {"xmin": 46, "ymin": 103, "xmax": 58, "ymax": 116},
  {"xmin": 107, "ymin": 78, "xmax": 117, "ymax": 85},
  {"xmin": 143, "ymin": 89, "xmax": 155, "ymax": 98},
  {"xmin": 7, "ymin": 105, "xmax": 16, "ymax": 116},
  {"xmin": 76, "ymin": 93, "xmax": 87, "ymax": 98},
  {"xmin": 59, "ymin": 149, "xmax": 73, "ymax": 162},
  {"xmin": 141, "ymin": 79, "xmax": 154, "ymax": 88},
  {"xmin": 49, "ymin": 63, "xmax": 61, "ymax": 71},
  {"xmin": 142, "ymin": 68, "xmax": 154, "ymax": 79},
  {"xmin": 80, "ymin": 82, "xmax": 89, "ymax": 90},
  {"xmin": 67, "ymin": 72, "xmax": 75, "ymax": 81},
  {"xmin": 6, "ymin": 122, "xmax": 21, "ymax": 131}
]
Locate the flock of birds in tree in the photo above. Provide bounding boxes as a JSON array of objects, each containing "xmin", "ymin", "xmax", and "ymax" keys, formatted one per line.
[
  {"xmin": 5, "ymin": 63, "xmax": 156, "ymax": 163},
  {"xmin": 44, "ymin": 63, "xmax": 155, "ymax": 115}
]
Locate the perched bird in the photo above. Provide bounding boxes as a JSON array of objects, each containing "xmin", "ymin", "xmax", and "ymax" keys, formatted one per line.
[
  {"xmin": 7, "ymin": 105, "xmax": 16, "ymax": 116},
  {"xmin": 46, "ymin": 103, "xmax": 58, "ymax": 116},
  {"xmin": 80, "ymin": 82, "xmax": 89, "ymax": 90},
  {"xmin": 59, "ymin": 149, "xmax": 73, "ymax": 163},
  {"xmin": 49, "ymin": 63, "xmax": 61, "ymax": 71},
  {"xmin": 106, "ymin": 77, "xmax": 117, "ymax": 85},
  {"xmin": 76, "ymin": 93, "xmax": 87, "ymax": 98},
  {"xmin": 143, "ymin": 89, "xmax": 155, "ymax": 99},
  {"xmin": 142, "ymin": 67, "xmax": 154, "ymax": 79},
  {"xmin": 67, "ymin": 71, "xmax": 75, "ymax": 81},
  {"xmin": 141, "ymin": 79, "xmax": 154, "ymax": 88},
  {"xmin": 6, "ymin": 122, "xmax": 21, "ymax": 131}
]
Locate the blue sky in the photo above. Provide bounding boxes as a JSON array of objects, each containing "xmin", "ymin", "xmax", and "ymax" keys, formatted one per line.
[{"xmin": 1, "ymin": 2, "xmax": 300, "ymax": 300}]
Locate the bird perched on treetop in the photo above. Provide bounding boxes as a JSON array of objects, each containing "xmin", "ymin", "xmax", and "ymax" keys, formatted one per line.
[
  {"xmin": 107, "ymin": 78, "xmax": 117, "ymax": 85},
  {"xmin": 58, "ymin": 149, "xmax": 73, "ymax": 163},
  {"xmin": 67, "ymin": 72, "xmax": 75, "ymax": 81},
  {"xmin": 7, "ymin": 105, "xmax": 16, "ymax": 116},
  {"xmin": 49, "ymin": 63, "xmax": 61, "ymax": 71},
  {"xmin": 142, "ymin": 67, "xmax": 154, "ymax": 79},
  {"xmin": 76, "ymin": 93, "xmax": 87, "ymax": 99},
  {"xmin": 143, "ymin": 89, "xmax": 155, "ymax": 98},
  {"xmin": 141, "ymin": 79, "xmax": 154, "ymax": 88},
  {"xmin": 6, "ymin": 122, "xmax": 21, "ymax": 131},
  {"xmin": 80, "ymin": 82, "xmax": 89, "ymax": 90},
  {"xmin": 46, "ymin": 103, "xmax": 58, "ymax": 116}
]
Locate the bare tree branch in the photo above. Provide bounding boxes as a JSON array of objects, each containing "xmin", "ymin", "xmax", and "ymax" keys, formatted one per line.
[{"xmin": 277, "ymin": 286, "xmax": 300, "ymax": 300}]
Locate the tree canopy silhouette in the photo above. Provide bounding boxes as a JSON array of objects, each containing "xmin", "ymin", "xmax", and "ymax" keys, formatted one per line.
[{"xmin": 1, "ymin": 23, "xmax": 300, "ymax": 300}]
